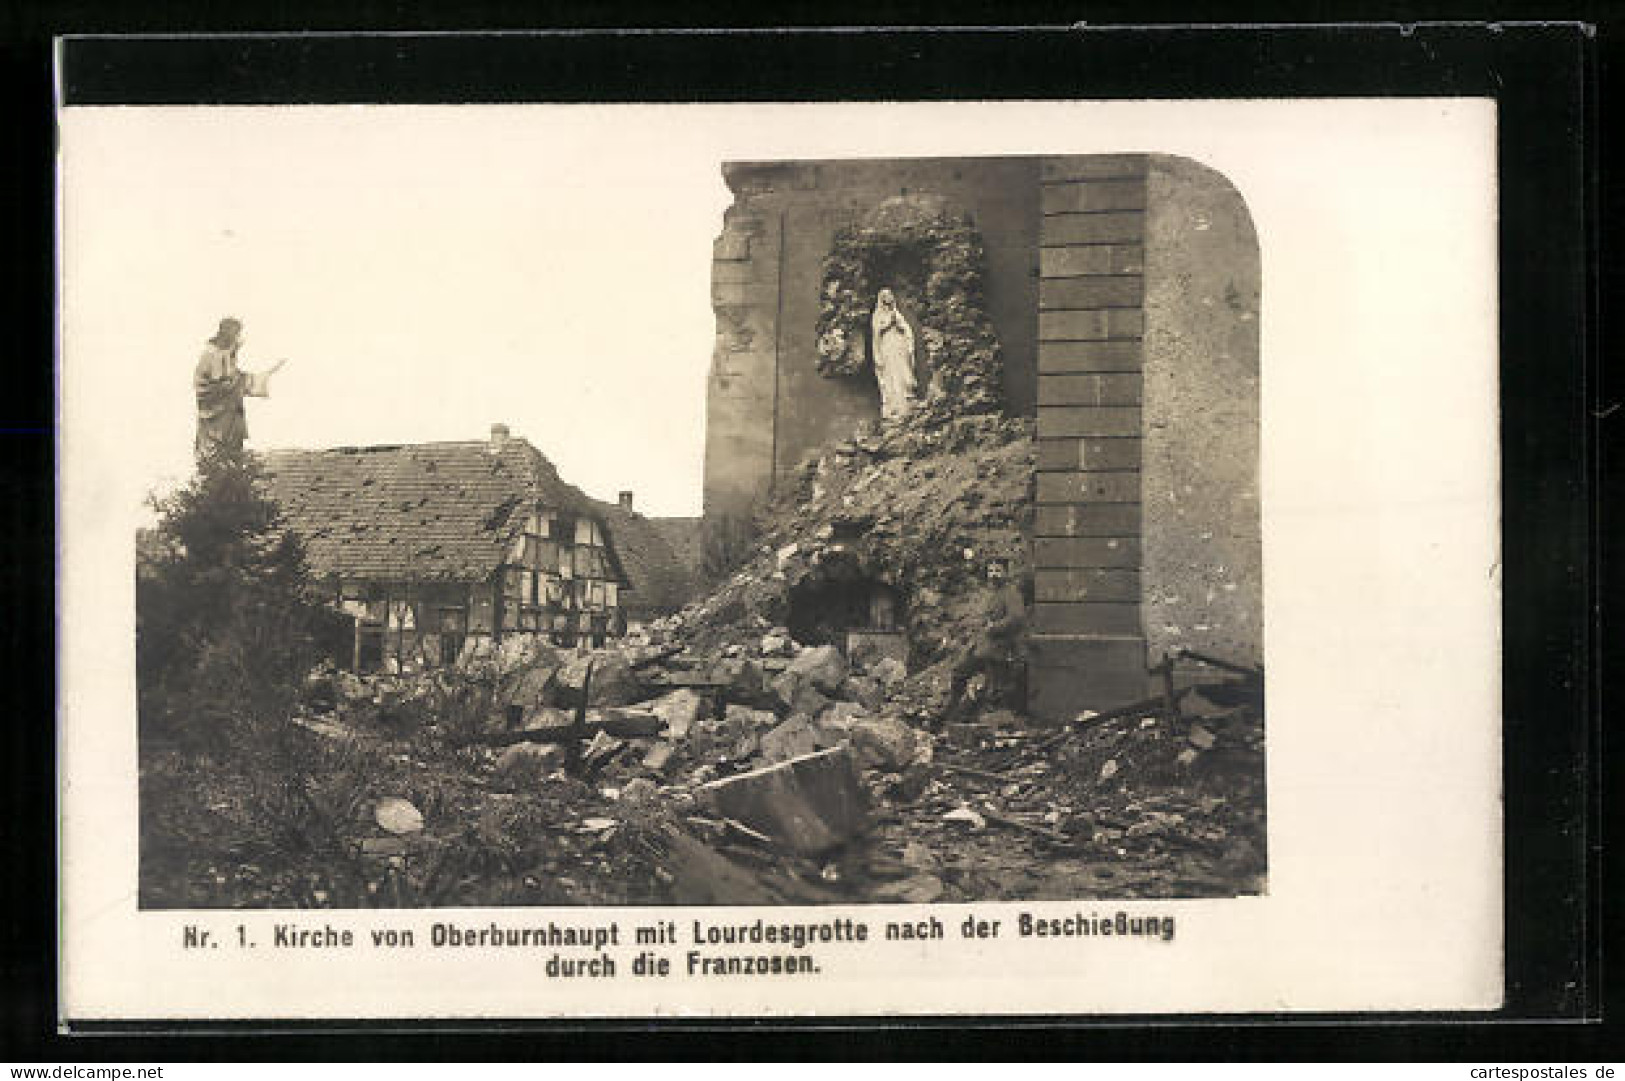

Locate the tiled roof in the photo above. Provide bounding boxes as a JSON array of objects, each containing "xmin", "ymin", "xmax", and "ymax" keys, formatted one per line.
[
  {"xmin": 647, "ymin": 516, "xmax": 703, "ymax": 575},
  {"xmin": 259, "ymin": 438, "xmax": 618, "ymax": 583},
  {"xmin": 591, "ymin": 505, "xmax": 703, "ymax": 614}
]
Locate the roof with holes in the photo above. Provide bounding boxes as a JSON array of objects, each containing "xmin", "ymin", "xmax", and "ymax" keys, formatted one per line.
[{"xmin": 259, "ymin": 438, "xmax": 621, "ymax": 583}]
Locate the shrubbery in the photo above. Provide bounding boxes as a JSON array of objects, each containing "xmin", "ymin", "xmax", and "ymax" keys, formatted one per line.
[{"xmin": 136, "ymin": 448, "xmax": 340, "ymax": 749}]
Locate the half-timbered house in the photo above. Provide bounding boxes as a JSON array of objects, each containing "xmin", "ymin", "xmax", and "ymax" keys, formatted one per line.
[{"xmin": 261, "ymin": 424, "xmax": 629, "ymax": 671}]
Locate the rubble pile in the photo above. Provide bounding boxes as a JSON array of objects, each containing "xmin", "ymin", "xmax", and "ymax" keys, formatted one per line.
[
  {"xmin": 140, "ymin": 411, "xmax": 1267, "ymax": 909},
  {"xmin": 655, "ymin": 409, "xmax": 1036, "ymax": 721}
]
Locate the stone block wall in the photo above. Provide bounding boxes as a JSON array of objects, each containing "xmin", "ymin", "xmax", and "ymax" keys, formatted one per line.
[
  {"xmin": 700, "ymin": 153, "xmax": 1262, "ymax": 717},
  {"xmin": 701, "ymin": 157, "xmax": 1042, "ymax": 528},
  {"xmin": 1141, "ymin": 155, "xmax": 1262, "ymax": 670},
  {"xmin": 1029, "ymin": 155, "xmax": 1152, "ymax": 717},
  {"xmin": 702, "ymin": 202, "xmax": 783, "ymax": 525}
]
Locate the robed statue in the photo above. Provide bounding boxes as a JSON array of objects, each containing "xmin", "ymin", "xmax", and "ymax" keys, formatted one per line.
[
  {"xmin": 870, "ymin": 288, "xmax": 917, "ymax": 420},
  {"xmin": 194, "ymin": 317, "xmax": 285, "ymax": 459}
]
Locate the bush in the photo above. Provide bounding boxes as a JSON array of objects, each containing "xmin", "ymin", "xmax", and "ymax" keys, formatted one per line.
[{"xmin": 136, "ymin": 448, "xmax": 333, "ymax": 751}]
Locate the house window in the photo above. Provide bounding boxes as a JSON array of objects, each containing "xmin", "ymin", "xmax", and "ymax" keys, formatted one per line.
[
  {"xmin": 575, "ymin": 518, "xmax": 595, "ymax": 546},
  {"xmin": 439, "ymin": 608, "xmax": 467, "ymax": 666},
  {"xmin": 357, "ymin": 626, "xmax": 384, "ymax": 672}
]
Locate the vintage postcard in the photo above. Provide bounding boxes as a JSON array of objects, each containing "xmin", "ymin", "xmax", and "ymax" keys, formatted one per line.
[{"xmin": 57, "ymin": 99, "xmax": 1501, "ymax": 1020}]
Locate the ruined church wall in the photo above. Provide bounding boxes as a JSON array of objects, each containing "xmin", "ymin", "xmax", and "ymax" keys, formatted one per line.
[
  {"xmin": 1141, "ymin": 154, "xmax": 1263, "ymax": 669},
  {"xmin": 702, "ymin": 157, "xmax": 1041, "ymax": 522}
]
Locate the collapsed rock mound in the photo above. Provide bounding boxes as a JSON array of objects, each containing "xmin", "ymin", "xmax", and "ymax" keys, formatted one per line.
[{"xmin": 672, "ymin": 410, "xmax": 1035, "ymax": 717}]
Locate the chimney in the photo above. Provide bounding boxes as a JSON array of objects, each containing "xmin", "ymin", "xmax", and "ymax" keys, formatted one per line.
[
  {"xmin": 489, "ymin": 423, "xmax": 510, "ymax": 450},
  {"xmin": 618, "ymin": 490, "xmax": 634, "ymax": 512}
]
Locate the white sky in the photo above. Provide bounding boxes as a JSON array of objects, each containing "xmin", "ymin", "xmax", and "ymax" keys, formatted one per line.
[
  {"xmin": 60, "ymin": 105, "xmax": 740, "ymax": 517},
  {"xmin": 59, "ymin": 99, "xmax": 1495, "ymax": 524}
]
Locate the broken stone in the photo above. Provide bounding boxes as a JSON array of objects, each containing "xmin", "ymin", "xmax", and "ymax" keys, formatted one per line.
[
  {"xmin": 641, "ymin": 741, "xmax": 676, "ymax": 773},
  {"xmin": 647, "ymin": 688, "xmax": 703, "ymax": 740},
  {"xmin": 1187, "ymin": 724, "xmax": 1217, "ymax": 750},
  {"xmin": 758, "ymin": 714, "xmax": 824, "ymax": 765},
  {"xmin": 1099, "ymin": 759, "xmax": 1119, "ymax": 782},
  {"xmin": 760, "ymin": 631, "xmax": 793, "ymax": 657},
  {"xmin": 519, "ymin": 705, "xmax": 573, "ymax": 731},
  {"xmin": 729, "ymin": 731, "xmax": 761, "ymax": 761},
  {"xmin": 374, "ymin": 797, "xmax": 424, "ymax": 835},
  {"xmin": 696, "ymin": 746, "xmax": 869, "ymax": 856},
  {"xmin": 508, "ymin": 663, "xmax": 558, "ymax": 709},
  {"xmin": 785, "ymin": 644, "xmax": 849, "ymax": 695},
  {"xmin": 712, "ymin": 656, "xmax": 766, "ymax": 698},
  {"xmin": 775, "ymin": 543, "xmax": 799, "ymax": 570},
  {"xmin": 723, "ymin": 703, "xmax": 778, "ymax": 732},
  {"xmin": 846, "ymin": 631, "xmax": 909, "ymax": 673},
  {"xmin": 494, "ymin": 741, "xmax": 566, "ymax": 778},
  {"xmin": 336, "ymin": 672, "xmax": 368, "ymax": 702},
  {"xmin": 901, "ymin": 840, "xmax": 940, "ymax": 873},
  {"xmin": 944, "ymin": 721, "xmax": 990, "ymax": 750},
  {"xmin": 820, "ymin": 699, "xmax": 871, "ymax": 732},
  {"xmin": 359, "ymin": 836, "xmax": 410, "ymax": 858},
  {"xmin": 874, "ymin": 874, "xmax": 945, "ymax": 904},
  {"xmin": 839, "ymin": 675, "xmax": 884, "ymax": 710},
  {"xmin": 583, "ymin": 729, "xmax": 625, "ymax": 768},
  {"xmin": 769, "ymin": 669, "xmax": 833, "ymax": 718},
  {"xmin": 618, "ymin": 777, "xmax": 659, "ymax": 805},
  {"xmin": 557, "ymin": 651, "xmax": 642, "ymax": 707},
  {"xmin": 1176, "ymin": 748, "xmax": 1200, "ymax": 768},
  {"xmin": 981, "ymin": 708, "xmax": 1022, "ymax": 731},
  {"xmin": 580, "ymin": 818, "xmax": 617, "ymax": 832},
  {"xmin": 594, "ymin": 708, "xmax": 666, "ymax": 738},
  {"xmin": 942, "ymin": 806, "xmax": 985, "ymax": 830},
  {"xmin": 847, "ymin": 713, "xmax": 919, "ymax": 771},
  {"xmin": 869, "ymin": 656, "xmax": 907, "ymax": 689}
]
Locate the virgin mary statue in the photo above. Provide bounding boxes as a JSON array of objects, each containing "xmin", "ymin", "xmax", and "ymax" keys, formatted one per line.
[{"xmin": 870, "ymin": 288, "xmax": 917, "ymax": 420}]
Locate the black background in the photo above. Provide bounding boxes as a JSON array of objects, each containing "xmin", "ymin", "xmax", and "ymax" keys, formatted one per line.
[{"xmin": 1, "ymin": 6, "xmax": 1610, "ymax": 1063}]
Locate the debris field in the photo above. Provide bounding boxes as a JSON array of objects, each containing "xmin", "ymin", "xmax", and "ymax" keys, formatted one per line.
[{"xmin": 140, "ymin": 411, "xmax": 1265, "ymax": 909}]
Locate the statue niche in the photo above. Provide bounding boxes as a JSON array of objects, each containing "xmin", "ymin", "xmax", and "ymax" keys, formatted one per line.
[{"xmin": 813, "ymin": 193, "xmax": 1004, "ymax": 420}]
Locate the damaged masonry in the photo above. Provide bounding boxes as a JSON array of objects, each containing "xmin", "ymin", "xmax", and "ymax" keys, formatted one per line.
[{"xmin": 138, "ymin": 153, "xmax": 1265, "ymax": 909}]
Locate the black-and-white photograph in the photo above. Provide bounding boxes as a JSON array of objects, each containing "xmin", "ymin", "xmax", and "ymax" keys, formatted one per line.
[
  {"xmin": 59, "ymin": 98, "xmax": 1501, "ymax": 1019},
  {"xmin": 114, "ymin": 129, "xmax": 1264, "ymax": 910}
]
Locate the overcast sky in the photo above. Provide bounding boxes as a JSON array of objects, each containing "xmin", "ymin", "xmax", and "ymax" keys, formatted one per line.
[{"xmin": 60, "ymin": 105, "xmax": 738, "ymax": 518}]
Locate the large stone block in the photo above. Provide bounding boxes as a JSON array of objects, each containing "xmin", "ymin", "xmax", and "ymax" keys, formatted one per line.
[
  {"xmin": 1037, "ymin": 436, "xmax": 1142, "ymax": 471},
  {"xmin": 1033, "ymin": 537, "xmax": 1141, "ymax": 569},
  {"xmin": 1036, "ymin": 406, "xmax": 1142, "ymax": 439},
  {"xmin": 1041, "ymin": 210, "xmax": 1145, "ymax": 246},
  {"xmin": 1041, "ymin": 154, "xmax": 1149, "ymax": 182},
  {"xmin": 1036, "ymin": 469, "xmax": 1142, "ymax": 503},
  {"xmin": 1040, "ymin": 276, "xmax": 1144, "ymax": 311},
  {"xmin": 1032, "ymin": 601, "xmax": 1143, "ymax": 635},
  {"xmin": 1027, "ymin": 634, "xmax": 1148, "ymax": 721},
  {"xmin": 785, "ymin": 644, "xmax": 849, "ymax": 695},
  {"xmin": 1038, "ymin": 339, "xmax": 1143, "ymax": 373},
  {"xmin": 1040, "ymin": 244, "xmax": 1144, "ymax": 278},
  {"xmin": 648, "ymin": 688, "xmax": 704, "ymax": 740},
  {"xmin": 1034, "ymin": 503, "xmax": 1142, "ymax": 538},
  {"xmin": 1038, "ymin": 373, "xmax": 1143, "ymax": 407},
  {"xmin": 697, "ymin": 746, "xmax": 869, "ymax": 855},
  {"xmin": 1040, "ymin": 179, "xmax": 1147, "ymax": 214},
  {"xmin": 1035, "ymin": 568, "xmax": 1141, "ymax": 604}
]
